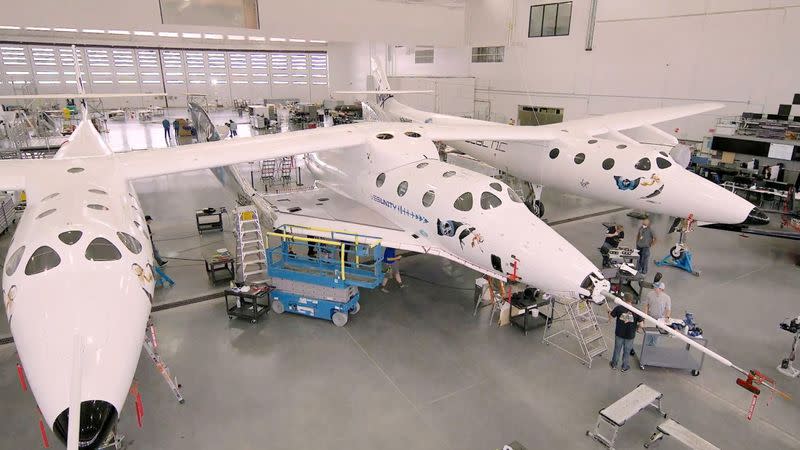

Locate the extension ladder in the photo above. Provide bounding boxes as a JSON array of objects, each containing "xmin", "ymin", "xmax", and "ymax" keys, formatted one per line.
[
  {"xmin": 234, "ymin": 205, "xmax": 268, "ymax": 284},
  {"xmin": 543, "ymin": 295, "xmax": 607, "ymax": 367}
]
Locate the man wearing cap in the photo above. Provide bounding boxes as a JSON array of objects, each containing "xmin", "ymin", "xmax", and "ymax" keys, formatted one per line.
[
  {"xmin": 644, "ymin": 281, "xmax": 670, "ymax": 346},
  {"xmin": 145, "ymin": 215, "xmax": 168, "ymax": 267}
]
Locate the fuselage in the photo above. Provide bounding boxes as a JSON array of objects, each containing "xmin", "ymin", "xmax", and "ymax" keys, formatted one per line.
[
  {"xmin": 381, "ymin": 98, "xmax": 763, "ymax": 225},
  {"xmin": 305, "ymin": 128, "xmax": 606, "ymax": 297},
  {"xmin": 2, "ymin": 122, "xmax": 154, "ymax": 447}
]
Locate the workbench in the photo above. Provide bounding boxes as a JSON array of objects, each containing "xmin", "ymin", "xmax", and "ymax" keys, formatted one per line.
[
  {"xmin": 224, "ymin": 286, "xmax": 271, "ymax": 323},
  {"xmin": 636, "ymin": 328, "xmax": 707, "ymax": 376},
  {"xmin": 205, "ymin": 254, "xmax": 235, "ymax": 283},
  {"xmin": 196, "ymin": 207, "xmax": 224, "ymax": 234},
  {"xmin": 509, "ymin": 294, "xmax": 548, "ymax": 335}
]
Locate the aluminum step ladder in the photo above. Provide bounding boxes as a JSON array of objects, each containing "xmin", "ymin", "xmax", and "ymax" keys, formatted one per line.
[
  {"xmin": 543, "ymin": 295, "xmax": 608, "ymax": 367},
  {"xmin": 234, "ymin": 205, "xmax": 267, "ymax": 284}
]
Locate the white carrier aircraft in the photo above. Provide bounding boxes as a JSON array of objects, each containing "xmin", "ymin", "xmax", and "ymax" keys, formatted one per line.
[
  {"xmin": 351, "ymin": 59, "xmax": 768, "ymax": 227},
  {"xmin": 0, "ymin": 91, "xmax": 620, "ymax": 447}
]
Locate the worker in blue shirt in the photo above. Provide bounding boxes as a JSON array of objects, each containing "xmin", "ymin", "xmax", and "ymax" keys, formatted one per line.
[
  {"xmin": 161, "ymin": 118, "xmax": 171, "ymax": 145},
  {"xmin": 380, "ymin": 247, "xmax": 404, "ymax": 293},
  {"xmin": 172, "ymin": 119, "xmax": 181, "ymax": 141}
]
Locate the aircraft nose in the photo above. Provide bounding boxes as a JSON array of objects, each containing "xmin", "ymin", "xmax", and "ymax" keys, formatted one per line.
[
  {"xmin": 53, "ymin": 400, "xmax": 118, "ymax": 449},
  {"xmin": 741, "ymin": 207, "xmax": 770, "ymax": 226}
]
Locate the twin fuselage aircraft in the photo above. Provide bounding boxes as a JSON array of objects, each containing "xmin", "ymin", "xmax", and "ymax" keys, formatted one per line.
[{"xmin": 0, "ymin": 70, "xmax": 765, "ymax": 449}]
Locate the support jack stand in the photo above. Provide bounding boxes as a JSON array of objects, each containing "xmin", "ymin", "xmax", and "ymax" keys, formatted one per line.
[
  {"xmin": 654, "ymin": 216, "xmax": 700, "ymax": 276},
  {"xmin": 777, "ymin": 317, "xmax": 800, "ymax": 378},
  {"xmin": 143, "ymin": 319, "xmax": 184, "ymax": 403}
]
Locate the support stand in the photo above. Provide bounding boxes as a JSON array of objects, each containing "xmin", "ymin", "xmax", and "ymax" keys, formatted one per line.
[
  {"xmin": 654, "ymin": 216, "xmax": 700, "ymax": 276},
  {"xmin": 143, "ymin": 319, "xmax": 184, "ymax": 403}
]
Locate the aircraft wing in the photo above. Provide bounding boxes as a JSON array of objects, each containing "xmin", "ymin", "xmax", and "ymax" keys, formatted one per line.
[
  {"xmin": 257, "ymin": 185, "xmax": 508, "ymax": 280},
  {"xmin": 0, "ymin": 93, "xmax": 167, "ymax": 100},
  {"xmin": 555, "ymin": 102, "xmax": 724, "ymax": 141}
]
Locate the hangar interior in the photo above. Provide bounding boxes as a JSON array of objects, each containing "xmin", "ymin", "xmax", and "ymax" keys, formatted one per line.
[{"xmin": 0, "ymin": 1, "xmax": 799, "ymax": 450}]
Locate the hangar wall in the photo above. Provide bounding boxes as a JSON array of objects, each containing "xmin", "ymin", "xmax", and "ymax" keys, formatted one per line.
[{"xmin": 389, "ymin": 0, "xmax": 800, "ymax": 142}]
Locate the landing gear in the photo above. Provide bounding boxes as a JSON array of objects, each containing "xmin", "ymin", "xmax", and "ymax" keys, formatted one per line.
[
  {"xmin": 654, "ymin": 216, "xmax": 700, "ymax": 276},
  {"xmin": 525, "ymin": 182, "xmax": 545, "ymax": 218}
]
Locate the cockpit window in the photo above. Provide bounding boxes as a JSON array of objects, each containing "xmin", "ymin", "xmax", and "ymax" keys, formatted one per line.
[
  {"xmin": 416, "ymin": 162, "xmax": 429, "ymax": 169},
  {"xmin": 117, "ymin": 232, "xmax": 143, "ymax": 254},
  {"xmin": 656, "ymin": 157, "xmax": 672, "ymax": 169},
  {"xmin": 480, "ymin": 192, "xmax": 503, "ymax": 210},
  {"xmin": 85, "ymin": 237, "xmax": 122, "ymax": 262},
  {"xmin": 88, "ymin": 189, "xmax": 107, "ymax": 195},
  {"xmin": 507, "ymin": 188, "xmax": 523, "ymax": 203},
  {"xmin": 489, "ymin": 182, "xmax": 502, "ymax": 192},
  {"xmin": 397, "ymin": 181, "xmax": 409, "ymax": 197},
  {"xmin": 58, "ymin": 231, "xmax": 83, "ymax": 245},
  {"xmin": 5, "ymin": 246, "xmax": 26, "ymax": 276},
  {"xmin": 42, "ymin": 193, "xmax": 60, "ymax": 202},
  {"xmin": 87, "ymin": 204, "xmax": 109, "ymax": 211},
  {"xmin": 24, "ymin": 246, "xmax": 61, "ymax": 275},
  {"xmin": 376, "ymin": 173, "xmax": 386, "ymax": 187},
  {"xmin": 635, "ymin": 158, "xmax": 651, "ymax": 171},
  {"xmin": 422, "ymin": 190, "xmax": 435, "ymax": 207},
  {"xmin": 36, "ymin": 208, "xmax": 57, "ymax": 219},
  {"xmin": 453, "ymin": 192, "xmax": 473, "ymax": 211},
  {"xmin": 443, "ymin": 171, "xmax": 456, "ymax": 178}
]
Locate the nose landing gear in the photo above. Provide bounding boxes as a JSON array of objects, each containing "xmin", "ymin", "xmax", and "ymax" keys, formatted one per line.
[
  {"xmin": 524, "ymin": 182, "xmax": 545, "ymax": 218},
  {"xmin": 655, "ymin": 216, "xmax": 701, "ymax": 276}
]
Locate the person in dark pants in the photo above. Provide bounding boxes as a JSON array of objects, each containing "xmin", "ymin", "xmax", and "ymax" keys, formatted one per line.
[
  {"xmin": 172, "ymin": 119, "xmax": 180, "ymax": 141},
  {"xmin": 609, "ymin": 293, "xmax": 643, "ymax": 372},
  {"xmin": 161, "ymin": 118, "xmax": 171, "ymax": 144},
  {"xmin": 601, "ymin": 224, "xmax": 624, "ymax": 267},
  {"xmin": 380, "ymin": 247, "xmax": 403, "ymax": 293},
  {"xmin": 635, "ymin": 218, "xmax": 656, "ymax": 274},
  {"xmin": 145, "ymin": 215, "xmax": 167, "ymax": 266}
]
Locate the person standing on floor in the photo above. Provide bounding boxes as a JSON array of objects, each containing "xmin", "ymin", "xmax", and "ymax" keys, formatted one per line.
[
  {"xmin": 380, "ymin": 247, "xmax": 404, "ymax": 293},
  {"xmin": 172, "ymin": 118, "xmax": 181, "ymax": 142},
  {"xmin": 145, "ymin": 215, "xmax": 168, "ymax": 267},
  {"xmin": 635, "ymin": 218, "xmax": 656, "ymax": 274},
  {"xmin": 609, "ymin": 293, "xmax": 643, "ymax": 373},
  {"xmin": 161, "ymin": 118, "xmax": 171, "ymax": 145},
  {"xmin": 228, "ymin": 120, "xmax": 238, "ymax": 138},
  {"xmin": 644, "ymin": 281, "xmax": 671, "ymax": 346}
]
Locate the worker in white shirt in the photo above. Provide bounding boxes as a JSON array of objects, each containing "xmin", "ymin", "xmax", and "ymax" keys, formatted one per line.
[{"xmin": 644, "ymin": 281, "xmax": 671, "ymax": 346}]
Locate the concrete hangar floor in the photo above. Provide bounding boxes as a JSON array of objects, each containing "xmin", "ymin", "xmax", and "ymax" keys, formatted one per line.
[{"xmin": 0, "ymin": 112, "xmax": 798, "ymax": 450}]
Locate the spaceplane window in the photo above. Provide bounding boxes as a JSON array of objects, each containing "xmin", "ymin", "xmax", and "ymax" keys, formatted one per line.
[
  {"xmin": 422, "ymin": 190, "xmax": 436, "ymax": 207},
  {"xmin": 376, "ymin": 173, "xmax": 386, "ymax": 187},
  {"xmin": 117, "ymin": 232, "xmax": 143, "ymax": 255},
  {"xmin": 480, "ymin": 192, "xmax": 503, "ymax": 210},
  {"xmin": 656, "ymin": 157, "xmax": 672, "ymax": 169},
  {"xmin": 489, "ymin": 182, "xmax": 502, "ymax": 191},
  {"xmin": 453, "ymin": 192, "xmax": 473, "ymax": 211},
  {"xmin": 58, "ymin": 231, "xmax": 83, "ymax": 245},
  {"xmin": 574, "ymin": 153, "xmax": 585, "ymax": 164},
  {"xmin": 24, "ymin": 246, "xmax": 61, "ymax": 275},
  {"xmin": 5, "ymin": 246, "xmax": 26, "ymax": 276},
  {"xmin": 602, "ymin": 158, "xmax": 615, "ymax": 170},
  {"xmin": 635, "ymin": 158, "xmax": 651, "ymax": 171},
  {"xmin": 397, "ymin": 181, "xmax": 409, "ymax": 197},
  {"xmin": 85, "ymin": 237, "xmax": 122, "ymax": 262}
]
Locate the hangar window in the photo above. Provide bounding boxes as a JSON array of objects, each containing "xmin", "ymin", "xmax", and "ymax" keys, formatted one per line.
[
  {"xmin": 36, "ymin": 208, "xmax": 57, "ymax": 219},
  {"xmin": 443, "ymin": 171, "xmax": 456, "ymax": 178},
  {"xmin": 635, "ymin": 158, "xmax": 651, "ymax": 171},
  {"xmin": 422, "ymin": 190, "xmax": 436, "ymax": 207},
  {"xmin": 416, "ymin": 162, "xmax": 429, "ymax": 169},
  {"xmin": 656, "ymin": 157, "xmax": 672, "ymax": 169},
  {"xmin": 489, "ymin": 182, "xmax": 502, "ymax": 192},
  {"xmin": 549, "ymin": 148, "xmax": 560, "ymax": 159},
  {"xmin": 85, "ymin": 237, "xmax": 122, "ymax": 261},
  {"xmin": 58, "ymin": 231, "xmax": 83, "ymax": 245},
  {"xmin": 453, "ymin": 192, "xmax": 473, "ymax": 211},
  {"xmin": 42, "ymin": 193, "xmax": 60, "ymax": 202},
  {"xmin": 574, "ymin": 153, "xmax": 585, "ymax": 164},
  {"xmin": 480, "ymin": 192, "xmax": 503, "ymax": 210},
  {"xmin": 529, "ymin": 2, "xmax": 572, "ymax": 38},
  {"xmin": 602, "ymin": 158, "xmax": 615, "ymax": 170},
  {"xmin": 5, "ymin": 246, "xmax": 26, "ymax": 276},
  {"xmin": 376, "ymin": 173, "xmax": 386, "ymax": 187},
  {"xmin": 88, "ymin": 189, "xmax": 107, "ymax": 195},
  {"xmin": 508, "ymin": 188, "xmax": 524, "ymax": 203},
  {"xmin": 24, "ymin": 246, "xmax": 61, "ymax": 275},
  {"xmin": 397, "ymin": 181, "xmax": 409, "ymax": 197},
  {"xmin": 88, "ymin": 204, "xmax": 109, "ymax": 211},
  {"xmin": 471, "ymin": 46, "xmax": 504, "ymax": 63},
  {"xmin": 415, "ymin": 48, "xmax": 434, "ymax": 64},
  {"xmin": 117, "ymin": 232, "xmax": 143, "ymax": 254},
  {"xmin": 405, "ymin": 131, "xmax": 421, "ymax": 138},
  {"xmin": 376, "ymin": 133, "xmax": 394, "ymax": 140}
]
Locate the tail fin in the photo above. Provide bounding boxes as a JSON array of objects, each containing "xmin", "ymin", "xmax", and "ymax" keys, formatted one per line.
[{"xmin": 370, "ymin": 57, "xmax": 392, "ymax": 92}]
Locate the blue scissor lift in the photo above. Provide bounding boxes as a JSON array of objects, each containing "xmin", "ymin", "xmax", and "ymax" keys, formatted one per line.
[{"xmin": 265, "ymin": 225, "xmax": 384, "ymax": 327}]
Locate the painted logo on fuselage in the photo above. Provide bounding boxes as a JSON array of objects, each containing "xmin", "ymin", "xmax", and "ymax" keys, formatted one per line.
[{"xmin": 371, "ymin": 194, "xmax": 429, "ymax": 223}]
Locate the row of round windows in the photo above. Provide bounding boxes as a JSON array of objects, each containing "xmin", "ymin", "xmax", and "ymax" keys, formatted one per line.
[
  {"xmin": 4, "ymin": 231, "xmax": 144, "ymax": 277},
  {"xmin": 375, "ymin": 167, "xmax": 523, "ymax": 212},
  {"xmin": 548, "ymin": 148, "xmax": 673, "ymax": 171}
]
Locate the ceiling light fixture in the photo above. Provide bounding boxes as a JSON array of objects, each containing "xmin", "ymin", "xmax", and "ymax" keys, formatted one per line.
[
  {"xmin": 158, "ymin": 31, "xmax": 179, "ymax": 37},
  {"xmin": 182, "ymin": 32, "xmax": 201, "ymax": 39},
  {"xmin": 0, "ymin": 25, "xmax": 21, "ymax": 30},
  {"xmin": 26, "ymin": 27, "xmax": 51, "ymax": 31},
  {"xmin": 54, "ymin": 28, "xmax": 78, "ymax": 32},
  {"xmin": 248, "ymin": 36, "xmax": 266, "ymax": 41},
  {"xmin": 289, "ymin": 38, "xmax": 306, "ymax": 43},
  {"xmin": 227, "ymin": 35, "xmax": 245, "ymax": 40},
  {"xmin": 309, "ymin": 40, "xmax": 327, "ymax": 44},
  {"xmin": 269, "ymin": 37, "xmax": 287, "ymax": 42},
  {"xmin": 204, "ymin": 33, "xmax": 223, "ymax": 39},
  {"xmin": 82, "ymin": 29, "xmax": 105, "ymax": 34},
  {"xmin": 108, "ymin": 30, "xmax": 130, "ymax": 35},
  {"xmin": 133, "ymin": 31, "xmax": 155, "ymax": 36}
]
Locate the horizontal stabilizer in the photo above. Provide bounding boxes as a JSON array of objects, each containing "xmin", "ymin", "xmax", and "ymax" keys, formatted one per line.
[
  {"xmin": 0, "ymin": 93, "xmax": 167, "ymax": 100},
  {"xmin": 334, "ymin": 90, "xmax": 434, "ymax": 95}
]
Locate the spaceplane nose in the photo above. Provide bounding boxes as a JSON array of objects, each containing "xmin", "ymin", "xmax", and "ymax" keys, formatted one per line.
[
  {"xmin": 741, "ymin": 207, "xmax": 770, "ymax": 226},
  {"xmin": 53, "ymin": 400, "xmax": 118, "ymax": 449}
]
